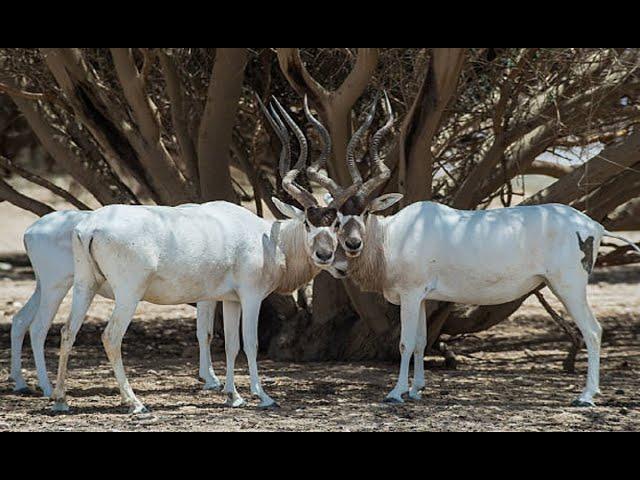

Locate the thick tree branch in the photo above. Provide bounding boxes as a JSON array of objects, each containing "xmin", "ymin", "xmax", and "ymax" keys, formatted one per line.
[
  {"xmin": 523, "ymin": 129, "xmax": 640, "ymax": 206},
  {"xmin": 198, "ymin": 48, "xmax": 248, "ymax": 202},
  {"xmin": 110, "ymin": 48, "xmax": 194, "ymax": 204},
  {"xmin": 0, "ymin": 155, "xmax": 90, "ymax": 210},
  {"xmin": 157, "ymin": 49, "xmax": 199, "ymax": 184},
  {"xmin": 8, "ymin": 93, "xmax": 137, "ymax": 206},
  {"xmin": 604, "ymin": 197, "xmax": 640, "ymax": 231},
  {"xmin": 276, "ymin": 48, "xmax": 330, "ymax": 107},
  {"xmin": 399, "ymin": 48, "xmax": 466, "ymax": 204},
  {"xmin": 333, "ymin": 48, "xmax": 379, "ymax": 108},
  {"xmin": 0, "ymin": 177, "xmax": 54, "ymax": 217},
  {"xmin": 277, "ymin": 48, "xmax": 379, "ymax": 186},
  {"xmin": 574, "ymin": 161, "xmax": 640, "ymax": 221},
  {"xmin": 525, "ymin": 159, "xmax": 574, "ymax": 178},
  {"xmin": 40, "ymin": 48, "xmax": 158, "ymax": 202}
]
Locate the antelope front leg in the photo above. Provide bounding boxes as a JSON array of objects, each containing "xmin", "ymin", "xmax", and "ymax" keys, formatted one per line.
[
  {"xmin": 409, "ymin": 300, "xmax": 427, "ymax": 401},
  {"xmin": 241, "ymin": 295, "xmax": 277, "ymax": 408},
  {"xmin": 222, "ymin": 301, "xmax": 245, "ymax": 407},
  {"xmin": 385, "ymin": 295, "xmax": 421, "ymax": 403},
  {"xmin": 196, "ymin": 301, "xmax": 221, "ymax": 390}
]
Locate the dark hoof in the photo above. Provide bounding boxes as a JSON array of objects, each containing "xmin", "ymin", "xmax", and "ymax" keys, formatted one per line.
[
  {"xmin": 259, "ymin": 401, "xmax": 280, "ymax": 410},
  {"xmin": 571, "ymin": 399, "xmax": 595, "ymax": 408},
  {"xmin": 129, "ymin": 405, "xmax": 150, "ymax": 415}
]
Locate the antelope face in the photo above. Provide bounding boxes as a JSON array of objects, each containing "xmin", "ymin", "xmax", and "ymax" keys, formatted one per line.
[
  {"xmin": 323, "ymin": 193, "xmax": 364, "ymax": 257},
  {"xmin": 272, "ymin": 198, "xmax": 341, "ymax": 267},
  {"xmin": 336, "ymin": 193, "xmax": 404, "ymax": 257},
  {"xmin": 303, "ymin": 206, "xmax": 341, "ymax": 267}
]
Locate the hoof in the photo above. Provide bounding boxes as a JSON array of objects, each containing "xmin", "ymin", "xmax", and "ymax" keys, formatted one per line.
[
  {"xmin": 383, "ymin": 395, "xmax": 404, "ymax": 404},
  {"xmin": 129, "ymin": 405, "xmax": 150, "ymax": 415},
  {"xmin": 571, "ymin": 399, "xmax": 595, "ymax": 408},
  {"xmin": 39, "ymin": 386, "xmax": 53, "ymax": 398},
  {"xmin": 258, "ymin": 400, "xmax": 280, "ymax": 410},
  {"xmin": 408, "ymin": 391, "xmax": 422, "ymax": 401},
  {"xmin": 13, "ymin": 386, "xmax": 32, "ymax": 395},
  {"xmin": 51, "ymin": 401, "xmax": 70, "ymax": 413},
  {"xmin": 224, "ymin": 393, "xmax": 246, "ymax": 408}
]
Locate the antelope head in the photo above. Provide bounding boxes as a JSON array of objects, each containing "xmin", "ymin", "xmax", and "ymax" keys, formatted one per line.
[
  {"xmin": 258, "ymin": 95, "xmax": 357, "ymax": 267},
  {"xmin": 334, "ymin": 91, "xmax": 403, "ymax": 257}
]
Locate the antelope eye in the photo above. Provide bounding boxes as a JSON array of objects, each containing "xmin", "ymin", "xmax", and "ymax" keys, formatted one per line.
[{"xmin": 334, "ymin": 220, "xmax": 341, "ymax": 230}]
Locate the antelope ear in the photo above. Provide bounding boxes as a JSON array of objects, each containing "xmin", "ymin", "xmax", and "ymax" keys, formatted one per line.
[
  {"xmin": 272, "ymin": 197, "xmax": 305, "ymax": 220},
  {"xmin": 368, "ymin": 193, "xmax": 403, "ymax": 213},
  {"xmin": 323, "ymin": 193, "xmax": 334, "ymax": 206}
]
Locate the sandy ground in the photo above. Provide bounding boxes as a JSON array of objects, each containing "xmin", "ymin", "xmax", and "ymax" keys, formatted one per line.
[
  {"xmin": 0, "ymin": 179, "xmax": 638, "ymax": 431},
  {"xmin": 0, "ymin": 263, "xmax": 638, "ymax": 431}
]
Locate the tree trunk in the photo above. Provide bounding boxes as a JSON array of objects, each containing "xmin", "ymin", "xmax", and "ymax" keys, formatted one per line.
[{"xmin": 198, "ymin": 48, "xmax": 248, "ymax": 202}]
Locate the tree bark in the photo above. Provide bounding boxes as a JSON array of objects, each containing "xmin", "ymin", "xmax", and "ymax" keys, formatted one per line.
[
  {"xmin": 0, "ymin": 155, "xmax": 90, "ymax": 210},
  {"xmin": 399, "ymin": 48, "xmax": 465, "ymax": 204},
  {"xmin": 277, "ymin": 48, "xmax": 379, "ymax": 187},
  {"xmin": 198, "ymin": 48, "xmax": 247, "ymax": 203},
  {"xmin": 0, "ymin": 177, "xmax": 54, "ymax": 217},
  {"xmin": 525, "ymin": 160, "xmax": 573, "ymax": 179},
  {"xmin": 9, "ymin": 94, "xmax": 137, "ymax": 206},
  {"xmin": 604, "ymin": 198, "xmax": 640, "ymax": 231},
  {"xmin": 40, "ymin": 48, "xmax": 157, "ymax": 202},
  {"xmin": 524, "ymin": 130, "xmax": 640, "ymax": 206},
  {"xmin": 110, "ymin": 48, "xmax": 194, "ymax": 205},
  {"xmin": 157, "ymin": 49, "xmax": 199, "ymax": 185}
]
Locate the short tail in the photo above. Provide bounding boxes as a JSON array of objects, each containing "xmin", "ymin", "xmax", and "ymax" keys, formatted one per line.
[
  {"xmin": 603, "ymin": 230, "xmax": 640, "ymax": 255},
  {"xmin": 73, "ymin": 229, "xmax": 105, "ymax": 285}
]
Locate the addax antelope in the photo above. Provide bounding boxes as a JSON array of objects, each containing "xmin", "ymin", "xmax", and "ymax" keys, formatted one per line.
[
  {"xmin": 329, "ymin": 92, "xmax": 640, "ymax": 407},
  {"xmin": 9, "ymin": 208, "xmax": 237, "ymax": 397},
  {"xmin": 49, "ymin": 97, "xmax": 356, "ymax": 413}
]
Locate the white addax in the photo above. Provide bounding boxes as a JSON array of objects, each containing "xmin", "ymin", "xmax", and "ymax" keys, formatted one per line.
[
  {"xmin": 9, "ymin": 209, "xmax": 226, "ymax": 397},
  {"xmin": 48, "ymin": 96, "xmax": 356, "ymax": 413},
  {"xmin": 332, "ymin": 93, "xmax": 640, "ymax": 406}
]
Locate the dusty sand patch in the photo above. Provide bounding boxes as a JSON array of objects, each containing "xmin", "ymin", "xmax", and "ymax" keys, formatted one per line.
[{"xmin": 0, "ymin": 268, "xmax": 638, "ymax": 431}]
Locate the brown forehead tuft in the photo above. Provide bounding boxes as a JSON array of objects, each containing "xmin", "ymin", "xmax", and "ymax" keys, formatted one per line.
[
  {"xmin": 307, "ymin": 207, "xmax": 338, "ymax": 227},
  {"xmin": 340, "ymin": 194, "xmax": 367, "ymax": 216}
]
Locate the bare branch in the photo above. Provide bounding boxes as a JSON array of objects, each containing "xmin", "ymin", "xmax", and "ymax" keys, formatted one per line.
[
  {"xmin": 276, "ymin": 48, "xmax": 330, "ymax": 107},
  {"xmin": 8, "ymin": 93, "xmax": 137, "ymax": 206},
  {"xmin": 0, "ymin": 177, "xmax": 54, "ymax": 217},
  {"xmin": 40, "ymin": 48, "xmax": 159, "ymax": 202},
  {"xmin": 277, "ymin": 48, "xmax": 380, "ymax": 186},
  {"xmin": 333, "ymin": 48, "xmax": 379, "ymax": 108},
  {"xmin": 0, "ymin": 155, "xmax": 90, "ymax": 210},
  {"xmin": 157, "ymin": 49, "xmax": 199, "ymax": 183},
  {"xmin": 525, "ymin": 159, "xmax": 574, "ymax": 178},
  {"xmin": 523, "ymin": 128, "xmax": 640, "ymax": 206},
  {"xmin": 399, "ymin": 48, "xmax": 466, "ymax": 204},
  {"xmin": 0, "ymin": 81, "xmax": 69, "ymax": 112}
]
